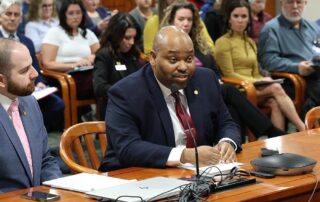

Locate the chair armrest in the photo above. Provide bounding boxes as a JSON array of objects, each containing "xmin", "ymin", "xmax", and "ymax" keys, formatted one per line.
[
  {"xmin": 271, "ymin": 71, "xmax": 306, "ymax": 113},
  {"xmin": 41, "ymin": 69, "xmax": 71, "ymax": 128},
  {"xmin": 221, "ymin": 77, "xmax": 258, "ymax": 105}
]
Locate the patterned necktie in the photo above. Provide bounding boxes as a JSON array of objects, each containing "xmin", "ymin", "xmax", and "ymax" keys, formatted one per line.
[
  {"xmin": 172, "ymin": 92, "xmax": 198, "ymax": 148},
  {"xmin": 8, "ymin": 100, "xmax": 33, "ymax": 176}
]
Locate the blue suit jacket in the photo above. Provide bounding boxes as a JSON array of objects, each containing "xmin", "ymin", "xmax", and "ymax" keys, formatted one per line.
[
  {"xmin": 0, "ymin": 96, "xmax": 62, "ymax": 193},
  {"xmin": 99, "ymin": 64, "xmax": 241, "ymax": 171}
]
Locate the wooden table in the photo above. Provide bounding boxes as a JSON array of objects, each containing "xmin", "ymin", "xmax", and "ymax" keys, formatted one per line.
[{"xmin": 1, "ymin": 129, "xmax": 320, "ymax": 202}]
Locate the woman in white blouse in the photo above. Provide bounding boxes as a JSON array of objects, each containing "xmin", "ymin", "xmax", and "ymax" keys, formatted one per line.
[
  {"xmin": 25, "ymin": 0, "xmax": 59, "ymax": 52},
  {"xmin": 41, "ymin": 0, "xmax": 99, "ymax": 72}
]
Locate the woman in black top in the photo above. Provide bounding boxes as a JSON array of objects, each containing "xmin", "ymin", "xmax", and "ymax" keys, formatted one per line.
[{"xmin": 93, "ymin": 12, "xmax": 144, "ymax": 120}]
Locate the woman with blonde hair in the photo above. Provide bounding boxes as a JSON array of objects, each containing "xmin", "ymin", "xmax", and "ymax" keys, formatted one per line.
[{"xmin": 25, "ymin": 0, "xmax": 58, "ymax": 52}]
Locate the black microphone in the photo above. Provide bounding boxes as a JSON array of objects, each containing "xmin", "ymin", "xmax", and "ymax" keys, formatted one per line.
[{"xmin": 170, "ymin": 84, "xmax": 200, "ymax": 182}]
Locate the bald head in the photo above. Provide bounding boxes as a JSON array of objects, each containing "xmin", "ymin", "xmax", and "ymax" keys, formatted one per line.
[
  {"xmin": 0, "ymin": 38, "xmax": 21, "ymax": 76},
  {"xmin": 152, "ymin": 25, "xmax": 194, "ymax": 53},
  {"xmin": 150, "ymin": 25, "xmax": 195, "ymax": 89}
]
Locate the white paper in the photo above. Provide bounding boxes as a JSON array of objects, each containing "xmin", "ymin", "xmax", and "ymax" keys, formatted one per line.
[
  {"xmin": 43, "ymin": 173, "xmax": 136, "ymax": 193},
  {"xmin": 180, "ymin": 162, "xmax": 243, "ymax": 177},
  {"xmin": 32, "ymin": 87, "xmax": 58, "ymax": 100}
]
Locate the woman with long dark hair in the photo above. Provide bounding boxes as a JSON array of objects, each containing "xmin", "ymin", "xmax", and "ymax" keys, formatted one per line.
[{"xmin": 93, "ymin": 12, "xmax": 144, "ymax": 120}]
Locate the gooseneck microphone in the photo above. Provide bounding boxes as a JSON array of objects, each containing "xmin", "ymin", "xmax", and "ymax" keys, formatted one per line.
[{"xmin": 170, "ymin": 84, "xmax": 200, "ymax": 181}]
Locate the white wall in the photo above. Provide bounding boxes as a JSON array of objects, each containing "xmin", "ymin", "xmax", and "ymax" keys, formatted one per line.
[{"xmin": 302, "ymin": 0, "xmax": 320, "ymax": 21}]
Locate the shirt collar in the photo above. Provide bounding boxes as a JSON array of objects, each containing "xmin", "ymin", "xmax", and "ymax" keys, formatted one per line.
[
  {"xmin": 0, "ymin": 26, "xmax": 18, "ymax": 40},
  {"xmin": 0, "ymin": 93, "xmax": 15, "ymax": 112},
  {"xmin": 154, "ymin": 74, "xmax": 184, "ymax": 99},
  {"xmin": 279, "ymin": 14, "xmax": 307, "ymax": 29}
]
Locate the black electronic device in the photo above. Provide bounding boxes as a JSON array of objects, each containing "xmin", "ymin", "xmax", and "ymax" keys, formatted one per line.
[
  {"xmin": 261, "ymin": 148, "xmax": 279, "ymax": 157},
  {"xmin": 250, "ymin": 171, "xmax": 275, "ymax": 178},
  {"xmin": 213, "ymin": 178, "xmax": 257, "ymax": 192},
  {"xmin": 251, "ymin": 153, "xmax": 317, "ymax": 175},
  {"xmin": 170, "ymin": 84, "xmax": 200, "ymax": 181},
  {"xmin": 21, "ymin": 191, "xmax": 60, "ymax": 202}
]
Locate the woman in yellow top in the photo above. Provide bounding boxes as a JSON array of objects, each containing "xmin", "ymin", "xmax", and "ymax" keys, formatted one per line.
[
  {"xmin": 214, "ymin": 0, "xmax": 304, "ymax": 132},
  {"xmin": 143, "ymin": 0, "xmax": 214, "ymax": 55}
]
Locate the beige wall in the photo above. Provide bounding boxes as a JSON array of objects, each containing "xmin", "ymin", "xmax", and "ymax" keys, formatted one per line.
[{"xmin": 302, "ymin": 0, "xmax": 320, "ymax": 21}]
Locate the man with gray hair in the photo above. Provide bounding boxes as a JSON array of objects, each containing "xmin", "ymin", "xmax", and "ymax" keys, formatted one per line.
[{"xmin": 258, "ymin": 0, "xmax": 320, "ymax": 117}]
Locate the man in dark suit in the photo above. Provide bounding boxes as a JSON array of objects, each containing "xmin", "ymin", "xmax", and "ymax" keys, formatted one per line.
[
  {"xmin": 0, "ymin": 1, "xmax": 64, "ymax": 131},
  {"xmin": 0, "ymin": 39, "xmax": 62, "ymax": 193},
  {"xmin": 99, "ymin": 26, "xmax": 241, "ymax": 172}
]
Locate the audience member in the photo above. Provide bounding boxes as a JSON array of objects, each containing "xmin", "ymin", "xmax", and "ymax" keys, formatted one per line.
[
  {"xmin": 0, "ymin": 38, "xmax": 62, "ymax": 193},
  {"xmin": 215, "ymin": 0, "xmax": 305, "ymax": 131},
  {"xmin": 99, "ymin": 26, "xmax": 241, "ymax": 172},
  {"xmin": 129, "ymin": 0, "xmax": 155, "ymax": 50},
  {"xmin": 82, "ymin": 0, "xmax": 117, "ymax": 37},
  {"xmin": 25, "ymin": 0, "xmax": 59, "ymax": 53},
  {"xmin": 0, "ymin": 0, "xmax": 64, "ymax": 131},
  {"xmin": 143, "ymin": 0, "xmax": 214, "ymax": 56},
  {"xmin": 199, "ymin": 0, "xmax": 215, "ymax": 20},
  {"xmin": 161, "ymin": 2, "xmax": 284, "ymax": 141},
  {"xmin": 249, "ymin": 0, "xmax": 272, "ymax": 45},
  {"xmin": 93, "ymin": 13, "xmax": 143, "ymax": 120},
  {"xmin": 204, "ymin": 0, "xmax": 229, "ymax": 42},
  {"xmin": 258, "ymin": 0, "xmax": 320, "ymax": 118},
  {"xmin": 41, "ymin": 0, "xmax": 99, "ymax": 120}
]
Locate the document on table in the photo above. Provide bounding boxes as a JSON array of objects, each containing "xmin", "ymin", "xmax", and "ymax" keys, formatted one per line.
[
  {"xmin": 180, "ymin": 162, "xmax": 243, "ymax": 177},
  {"xmin": 43, "ymin": 173, "xmax": 136, "ymax": 193}
]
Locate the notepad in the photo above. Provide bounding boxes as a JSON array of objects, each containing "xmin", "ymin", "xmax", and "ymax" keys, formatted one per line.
[
  {"xmin": 32, "ymin": 87, "xmax": 58, "ymax": 100},
  {"xmin": 43, "ymin": 173, "xmax": 135, "ymax": 193},
  {"xmin": 253, "ymin": 78, "xmax": 284, "ymax": 86}
]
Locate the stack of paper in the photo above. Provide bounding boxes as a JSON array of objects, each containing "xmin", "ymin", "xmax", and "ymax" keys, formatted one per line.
[
  {"xmin": 43, "ymin": 173, "xmax": 136, "ymax": 193},
  {"xmin": 180, "ymin": 162, "xmax": 243, "ymax": 177}
]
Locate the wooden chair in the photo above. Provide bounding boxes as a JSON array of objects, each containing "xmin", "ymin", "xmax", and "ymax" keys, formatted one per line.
[
  {"xmin": 304, "ymin": 106, "xmax": 320, "ymax": 130},
  {"xmin": 271, "ymin": 72, "xmax": 306, "ymax": 115},
  {"xmin": 37, "ymin": 53, "xmax": 97, "ymax": 125},
  {"xmin": 36, "ymin": 54, "xmax": 72, "ymax": 129},
  {"xmin": 60, "ymin": 121, "xmax": 107, "ymax": 174}
]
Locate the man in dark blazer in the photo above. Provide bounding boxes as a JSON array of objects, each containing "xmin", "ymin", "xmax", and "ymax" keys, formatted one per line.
[
  {"xmin": 0, "ymin": 39, "xmax": 62, "ymax": 193},
  {"xmin": 0, "ymin": 1, "xmax": 64, "ymax": 131},
  {"xmin": 99, "ymin": 26, "xmax": 241, "ymax": 172}
]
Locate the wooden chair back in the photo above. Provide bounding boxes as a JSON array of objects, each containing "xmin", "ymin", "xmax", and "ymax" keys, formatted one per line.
[
  {"xmin": 36, "ymin": 53, "xmax": 72, "ymax": 129},
  {"xmin": 305, "ymin": 106, "xmax": 320, "ymax": 130},
  {"xmin": 60, "ymin": 121, "xmax": 107, "ymax": 174}
]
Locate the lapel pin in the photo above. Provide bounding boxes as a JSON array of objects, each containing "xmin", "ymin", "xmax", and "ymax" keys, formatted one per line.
[
  {"xmin": 194, "ymin": 90, "xmax": 199, "ymax": 95},
  {"xmin": 23, "ymin": 111, "xmax": 27, "ymax": 116}
]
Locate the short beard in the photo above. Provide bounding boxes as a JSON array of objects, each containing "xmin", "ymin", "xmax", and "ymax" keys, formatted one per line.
[{"xmin": 7, "ymin": 79, "xmax": 35, "ymax": 96}]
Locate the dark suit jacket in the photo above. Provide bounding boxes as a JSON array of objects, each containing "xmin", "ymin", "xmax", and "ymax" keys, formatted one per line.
[
  {"xmin": 99, "ymin": 64, "xmax": 241, "ymax": 171},
  {"xmin": 0, "ymin": 96, "xmax": 62, "ymax": 193}
]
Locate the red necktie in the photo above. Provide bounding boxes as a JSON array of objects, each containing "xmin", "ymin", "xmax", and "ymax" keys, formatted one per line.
[
  {"xmin": 172, "ymin": 92, "xmax": 198, "ymax": 148},
  {"xmin": 8, "ymin": 100, "xmax": 33, "ymax": 176}
]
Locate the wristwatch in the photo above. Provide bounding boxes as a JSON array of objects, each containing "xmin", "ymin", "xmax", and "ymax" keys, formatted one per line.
[{"xmin": 222, "ymin": 140, "xmax": 237, "ymax": 150}]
